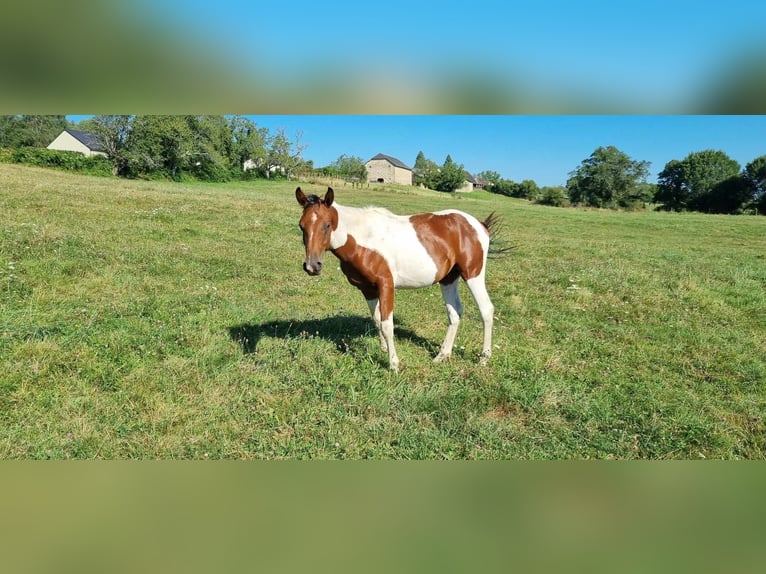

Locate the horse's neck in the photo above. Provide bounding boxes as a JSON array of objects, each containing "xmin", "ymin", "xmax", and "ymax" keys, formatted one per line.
[
  {"xmin": 331, "ymin": 203, "xmax": 400, "ymax": 251},
  {"xmin": 330, "ymin": 203, "xmax": 362, "ymax": 250}
]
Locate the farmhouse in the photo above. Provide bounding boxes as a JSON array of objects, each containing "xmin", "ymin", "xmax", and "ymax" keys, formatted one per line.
[
  {"xmin": 473, "ymin": 175, "xmax": 490, "ymax": 190},
  {"xmin": 456, "ymin": 171, "xmax": 490, "ymax": 193},
  {"xmin": 365, "ymin": 153, "xmax": 413, "ymax": 186},
  {"xmin": 47, "ymin": 129, "xmax": 106, "ymax": 157}
]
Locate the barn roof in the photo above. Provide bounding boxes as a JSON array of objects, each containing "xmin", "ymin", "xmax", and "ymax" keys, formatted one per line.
[
  {"xmin": 368, "ymin": 153, "xmax": 412, "ymax": 171},
  {"xmin": 66, "ymin": 129, "xmax": 106, "ymax": 152}
]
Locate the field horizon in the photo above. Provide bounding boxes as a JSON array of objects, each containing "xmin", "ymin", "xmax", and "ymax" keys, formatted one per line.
[{"xmin": 1, "ymin": 163, "xmax": 764, "ymax": 459}]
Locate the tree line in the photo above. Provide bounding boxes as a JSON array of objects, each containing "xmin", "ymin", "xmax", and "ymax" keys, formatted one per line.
[
  {"xmin": 0, "ymin": 115, "xmax": 311, "ymax": 181},
  {"xmin": 481, "ymin": 146, "xmax": 766, "ymax": 215},
  {"xmin": 2, "ymin": 116, "xmax": 764, "ymax": 214},
  {"xmin": 0, "ymin": 115, "xmax": 69, "ymax": 148}
]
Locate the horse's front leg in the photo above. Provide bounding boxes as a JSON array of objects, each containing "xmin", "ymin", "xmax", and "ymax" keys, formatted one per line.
[
  {"xmin": 377, "ymin": 281, "xmax": 399, "ymax": 372},
  {"xmin": 365, "ymin": 297, "xmax": 387, "ymax": 352}
]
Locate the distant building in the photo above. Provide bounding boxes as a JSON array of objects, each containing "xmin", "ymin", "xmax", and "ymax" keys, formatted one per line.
[
  {"xmin": 243, "ymin": 158, "xmax": 285, "ymax": 177},
  {"xmin": 365, "ymin": 153, "xmax": 412, "ymax": 186},
  {"xmin": 457, "ymin": 172, "xmax": 477, "ymax": 193},
  {"xmin": 47, "ymin": 129, "xmax": 106, "ymax": 157},
  {"xmin": 457, "ymin": 171, "xmax": 490, "ymax": 193},
  {"xmin": 473, "ymin": 176, "xmax": 490, "ymax": 190}
]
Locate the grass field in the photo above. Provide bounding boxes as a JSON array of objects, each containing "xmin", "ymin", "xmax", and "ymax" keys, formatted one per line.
[{"xmin": 1, "ymin": 163, "xmax": 765, "ymax": 459}]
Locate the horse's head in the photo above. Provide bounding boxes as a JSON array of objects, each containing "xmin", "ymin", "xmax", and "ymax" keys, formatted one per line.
[{"xmin": 295, "ymin": 186, "xmax": 337, "ymax": 276}]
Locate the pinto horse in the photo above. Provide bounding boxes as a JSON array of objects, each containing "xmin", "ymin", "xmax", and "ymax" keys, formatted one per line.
[{"xmin": 296, "ymin": 186, "xmax": 496, "ymax": 372}]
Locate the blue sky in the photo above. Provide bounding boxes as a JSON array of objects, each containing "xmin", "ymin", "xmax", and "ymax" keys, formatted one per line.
[
  {"xmin": 8, "ymin": 2, "xmax": 765, "ymax": 114},
  {"xmin": 245, "ymin": 115, "xmax": 766, "ymax": 188},
  {"xmin": 62, "ymin": 1, "xmax": 766, "ymax": 186},
  {"xmin": 132, "ymin": 0, "xmax": 766, "ymax": 112}
]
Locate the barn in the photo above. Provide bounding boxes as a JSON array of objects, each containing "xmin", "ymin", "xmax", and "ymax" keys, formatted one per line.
[
  {"xmin": 365, "ymin": 153, "xmax": 413, "ymax": 186},
  {"xmin": 47, "ymin": 129, "xmax": 106, "ymax": 157}
]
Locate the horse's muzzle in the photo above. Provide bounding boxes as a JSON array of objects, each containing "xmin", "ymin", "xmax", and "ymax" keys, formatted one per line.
[{"xmin": 303, "ymin": 260, "xmax": 322, "ymax": 275}]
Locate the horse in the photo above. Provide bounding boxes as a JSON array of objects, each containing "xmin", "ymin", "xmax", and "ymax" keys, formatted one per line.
[{"xmin": 296, "ymin": 186, "xmax": 497, "ymax": 372}]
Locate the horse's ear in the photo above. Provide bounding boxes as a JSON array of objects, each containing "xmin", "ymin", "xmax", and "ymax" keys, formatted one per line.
[
  {"xmin": 296, "ymin": 187, "xmax": 308, "ymax": 207},
  {"xmin": 324, "ymin": 187, "xmax": 334, "ymax": 207}
]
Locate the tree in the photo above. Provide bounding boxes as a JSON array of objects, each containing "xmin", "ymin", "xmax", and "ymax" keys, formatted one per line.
[
  {"xmin": 88, "ymin": 115, "xmax": 132, "ymax": 176},
  {"xmin": 743, "ymin": 155, "xmax": 766, "ymax": 214},
  {"xmin": 0, "ymin": 115, "xmax": 68, "ymax": 148},
  {"xmin": 229, "ymin": 115, "xmax": 268, "ymax": 176},
  {"xmin": 636, "ymin": 182, "xmax": 657, "ymax": 206},
  {"xmin": 702, "ymin": 175, "xmax": 751, "ymax": 214},
  {"xmin": 488, "ymin": 179, "xmax": 518, "ymax": 197},
  {"xmin": 329, "ymin": 154, "xmax": 367, "ymax": 182},
  {"xmin": 185, "ymin": 115, "xmax": 235, "ymax": 181},
  {"xmin": 537, "ymin": 186, "xmax": 569, "ymax": 207},
  {"xmin": 413, "ymin": 150, "xmax": 439, "ymax": 188},
  {"xmin": 488, "ymin": 178, "xmax": 540, "ymax": 200},
  {"xmin": 654, "ymin": 159, "xmax": 686, "ymax": 211},
  {"xmin": 22, "ymin": 115, "xmax": 69, "ymax": 147},
  {"xmin": 266, "ymin": 128, "xmax": 307, "ymax": 180},
  {"xmin": 125, "ymin": 115, "xmax": 197, "ymax": 180},
  {"xmin": 0, "ymin": 115, "xmax": 22, "ymax": 147},
  {"xmin": 477, "ymin": 170, "xmax": 502, "ymax": 186},
  {"xmin": 433, "ymin": 154, "xmax": 465, "ymax": 193},
  {"xmin": 567, "ymin": 146, "xmax": 650, "ymax": 208},
  {"xmin": 517, "ymin": 179, "xmax": 540, "ymax": 200},
  {"xmin": 656, "ymin": 150, "xmax": 741, "ymax": 212}
]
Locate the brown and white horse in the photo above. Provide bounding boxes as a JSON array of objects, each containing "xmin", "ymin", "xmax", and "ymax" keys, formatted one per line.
[{"xmin": 296, "ymin": 187, "xmax": 496, "ymax": 372}]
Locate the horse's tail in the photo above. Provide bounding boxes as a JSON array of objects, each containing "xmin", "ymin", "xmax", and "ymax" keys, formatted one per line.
[{"xmin": 482, "ymin": 211, "xmax": 514, "ymax": 257}]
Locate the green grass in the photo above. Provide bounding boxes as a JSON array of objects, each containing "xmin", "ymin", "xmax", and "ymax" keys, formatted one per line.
[{"xmin": 1, "ymin": 163, "xmax": 765, "ymax": 458}]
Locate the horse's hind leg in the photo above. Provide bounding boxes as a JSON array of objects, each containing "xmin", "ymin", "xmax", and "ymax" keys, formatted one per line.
[
  {"xmin": 434, "ymin": 280, "xmax": 463, "ymax": 363},
  {"xmin": 465, "ymin": 275, "xmax": 494, "ymax": 365}
]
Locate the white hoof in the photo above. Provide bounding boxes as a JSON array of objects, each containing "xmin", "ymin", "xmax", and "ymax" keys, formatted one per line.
[{"xmin": 433, "ymin": 353, "xmax": 451, "ymax": 363}]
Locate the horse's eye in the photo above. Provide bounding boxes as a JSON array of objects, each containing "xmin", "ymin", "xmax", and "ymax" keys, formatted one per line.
[{"xmin": 323, "ymin": 222, "xmax": 331, "ymax": 231}]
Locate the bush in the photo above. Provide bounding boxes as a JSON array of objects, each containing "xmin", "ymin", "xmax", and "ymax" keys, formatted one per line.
[
  {"xmin": 536, "ymin": 186, "xmax": 570, "ymax": 207},
  {"xmin": 8, "ymin": 147, "xmax": 112, "ymax": 176}
]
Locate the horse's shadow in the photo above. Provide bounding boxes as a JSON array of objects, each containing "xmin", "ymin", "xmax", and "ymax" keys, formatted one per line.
[{"xmin": 228, "ymin": 314, "xmax": 435, "ymax": 358}]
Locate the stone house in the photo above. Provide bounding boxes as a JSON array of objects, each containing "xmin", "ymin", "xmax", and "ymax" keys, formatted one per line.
[{"xmin": 365, "ymin": 153, "xmax": 412, "ymax": 186}]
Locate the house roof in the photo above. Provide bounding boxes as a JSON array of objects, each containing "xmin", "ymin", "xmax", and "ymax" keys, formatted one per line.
[
  {"xmin": 463, "ymin": 171, "xmax": 477, "ymax": 184},
  {"xmin": 368, "ymin": 153, "xmax": 412, "ymax": 171},
  {"xmin": 65, "ymin": 129, "xmax": 106, "ymax": 152}
]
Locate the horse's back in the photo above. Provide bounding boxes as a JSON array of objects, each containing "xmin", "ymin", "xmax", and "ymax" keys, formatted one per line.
[{"xmin": 431, "ymin": 209, "xmax": 491, "ymax": 247}]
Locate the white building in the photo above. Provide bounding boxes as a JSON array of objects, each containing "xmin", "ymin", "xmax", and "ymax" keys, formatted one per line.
[{"xmin": 47, "ymin": 129, "xmax": 106, "ymax": 157}]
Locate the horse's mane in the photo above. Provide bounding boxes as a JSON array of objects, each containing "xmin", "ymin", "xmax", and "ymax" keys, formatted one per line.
[
  {"xmin": 336, "ymin": 203, "xmax": 399, "ymax": 220},
  {"xmin": 360, "ymin": 205, "xmax": 397, "ymax": 217}
]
